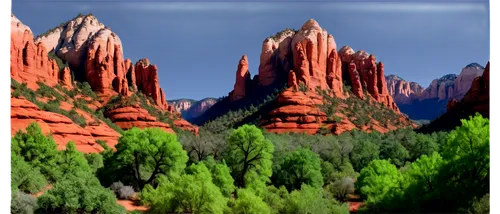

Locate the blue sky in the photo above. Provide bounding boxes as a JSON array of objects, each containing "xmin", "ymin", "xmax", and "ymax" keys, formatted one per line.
[{"xmin": 12, "ymin": 0, "xmax": 489, "ymax": 100}]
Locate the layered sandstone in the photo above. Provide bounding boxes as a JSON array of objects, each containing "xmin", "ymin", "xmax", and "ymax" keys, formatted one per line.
[
  {"xmin": 260, "ymin": 89, "xmax": 327, "ymax": 134},
  {"xmin": 14, "ymin": 14, "xmax": 198, "ymax": 138},
  {"xmin": 106, "ymin": 105, "xmax": 174, "ymax": 133},
  {"xmin": 222, "ymin": 19, "xmax": 407, "ymax": 135},
  {"xmin": 11, "ymin": 96, "xmax": 104, "ymax": 153},
  {"xmin": 419, "ymin": 74, "xmax": 457, "ymax": 101}
]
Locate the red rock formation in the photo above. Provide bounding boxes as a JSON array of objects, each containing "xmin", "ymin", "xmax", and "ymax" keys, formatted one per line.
[
  {"xmin": 60, "ymin": 67, "xmax": 73, "ymax": 89},
  {"xmin": 348, "ymin": 63, "xmax": 364, "ymax": 99},
  {"xmin": 85, "ymin": 45, "xmax": 116, "ymax": 94},
  {"xmin": 11, "ymin": 14, "xmax": 60, "ymax": 90},
  {"xmin": 230, "ymin": 55, "xmax": 250, "ymax": 101},
  {"xmin": 135, "ymin": 59, "xmax": 169, "ymax": 109},
  {"xmin": 326, "ymin": 50, "xmax": 344, "ymax": 97},
  {"xmin": 260, "ymin": 89, "xmax": 326, "ymax": 134},
  {"xmin": 125, "ymin": 58, "xmax": 136, "ymax": 91},
  {"xmin": 106, "ymin": 105, "xmax": 174, "ymax": 133},
  {"xmin": 288, "ymin": 70, "xmax": 298, "ymax": 90},
  {"xmin": 293, "ymin": 42, "xmax": 311, "ymax": 87},
  {"xmin": 11, "ymin": 96, "xmax": 104, "ymax": 153}
]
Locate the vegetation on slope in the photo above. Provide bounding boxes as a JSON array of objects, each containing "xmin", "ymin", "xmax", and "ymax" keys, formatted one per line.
[
  {"xmin": 11, "ymin": 111, "xmax": 488, "ymax": 213},
  {"xmin": 12, "ymin": 78, "xmax": 123, "ymax": 133}
]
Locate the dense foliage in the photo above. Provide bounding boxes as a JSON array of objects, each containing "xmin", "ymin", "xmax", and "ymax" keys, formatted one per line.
[{"xmin": 11, "ymin": 110, "xmax": 488, "ymax": 213}]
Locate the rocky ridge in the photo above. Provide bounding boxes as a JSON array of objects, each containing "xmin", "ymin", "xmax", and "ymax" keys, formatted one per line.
[
  {"xmin": 168, "ymin": 98, "xmax": 218, "ymax": 120},
  {"xmin": 11, "ymin": 14, "xmax": 197, "ymax": 152},
  {"xmin": 222, "ymin": 19, "xmax": 412, "ymax": 135},
  {"xmin": 385, "ymin": 63, "xmax": 484, "ymax": 120},
  {"xmin": 419, "ymin": 62, "xmax": 489, "ymax": 133}
]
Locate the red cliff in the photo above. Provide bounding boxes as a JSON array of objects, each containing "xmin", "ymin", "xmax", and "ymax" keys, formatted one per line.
[{"xmin": 226, "ymin": 19, "xmax": 411, "ymax": 135}]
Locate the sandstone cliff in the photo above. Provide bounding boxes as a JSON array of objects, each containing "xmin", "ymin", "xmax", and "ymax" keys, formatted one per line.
[
  {"xmin": 419, "ymin": 62, "xmax": 489, "ymax": 133},
  {"xmin": 216, "ymin": 19, "xmax": 412, "ymax": 135},
  {"xmin": 11, "ymin": 14, "xmax": 198, "ymax": 152}
]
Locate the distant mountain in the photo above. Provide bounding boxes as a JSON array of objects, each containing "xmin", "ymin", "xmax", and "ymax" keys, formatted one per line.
[
  {"xmin": 385, "ymin": 63, "xmax": 484, "ymax": 120},
  {"xmin": 168, "ymin": 98, "xmax": 218, "ymax": 120},
  {"xmin": 419, "ymin": 62, "xmax": 489, "ymax": 133}
]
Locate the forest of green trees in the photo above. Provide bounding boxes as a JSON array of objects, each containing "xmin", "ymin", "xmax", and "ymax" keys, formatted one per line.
[{"xmin": 11, "ymin": 113, "xmax": 489, "ymax": 213}]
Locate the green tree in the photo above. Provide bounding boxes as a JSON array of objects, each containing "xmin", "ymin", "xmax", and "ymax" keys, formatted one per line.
[
  {"xmin": 11, "ymin": 123, "xmax": 61, "ymax": 181},
  {"xmin": 378, "ymin": 139, "xmax": 409, "ymax": 167},
  {"xmin": 225, "ymin": 125, "xmax": 274, "ymax": 188},
  {"xmin": 356, "ymin": 159, "xmax": 404, "ymax": 211},
  {"xmin": 283, "ymin": 184, "xmax": 349, "ymax": 214},
  {"xmin": 262, "ymin": 185, "xmax": 289, "ymax": 214},
  {"xmin": 11, "ymin": 151, "xmax": 47, "ymax": 194},
  {"xmin": 85, "ymin": 152, "xmax": 104, "ymax": 174},
  {"xmin": 401, "ymin": 152, "xmax": 444, "ymax": 212},
  {"xmin": 141, "ymin": 162, "xmax": 228, "ymax": 214},
  {"xmin": 37, "ymin": 171, "xmax": 125, "ymax": 213},
  {"xmin": 11, "ymin": 191, "xmax": 38, "ymax": 214},
  {"xmin": 112, "ymin": 127, "xmax": 188, "ymax": 189},
  {"xmin": 58, "ymin": 142, "xmax": 93, "ymax": 175},
  {"xmin": 440, "ymin": 113, "xmax": 490, "ymax": 211},
  {"xmin": 326, "ymin": 177, "xmax": 355, "ymax": 202},
  {"xmin": 203, "ymin": 157, "xmax": 235, "ymax": 197},
  {"xmin": 233, "ymin": 188, "xmax": 271, "ymax": 214},
  {"xmin": 274, "ymin": 148, "xmax": 323, "ymax": 191},
  {"xmin": 350, "ymin": 140, "xmax": 380, "ymax": 172}
]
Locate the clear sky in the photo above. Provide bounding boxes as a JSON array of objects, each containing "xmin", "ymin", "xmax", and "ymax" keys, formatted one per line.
[{"xmin": 12, "ymin": 0, "xmax": 489, "ymax": 100}]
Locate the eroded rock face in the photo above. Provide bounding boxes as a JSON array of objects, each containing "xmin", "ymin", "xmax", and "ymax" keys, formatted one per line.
[
  {"xmin": 35, "ymin": 14, "xmax": 113, "ymax": 70},
  {"xmin": 453, "ymin": 63, "xmax": 484, "ymax": 99},
  {"xmin": 11, "ymin": 96, "xmax": 104, "ymax": 153},
  {"xmin": 13, "ymin": 14, "xmax": 199, "ymax": 139},
  {"xmin": 230, "ymin": 55, "xmax": 250, "ymax": 101},
  {"xmin": 60, "ymin": 67, "xmax": 73, "ymax": 89},
  {"xmin": 419, "ymin": 74, "xmax": 457, "ymax": 101},
  {"xmin": 223, "ymin": 19, "xmax": 407, "ymax": 135},
  {"xmin": 106, "ymin": 105, "xmax": 174, "ymax": 133},
  {"xmin": 419, "ymin": 62, "xmax": 489, "ymax": 133},
  {"xmin": 385, "ymin": 75, "xmax": 424, "ymax": 104},
  {"xmin": 260, "ymin": 89, "xmax": 326, "ymax": 134},
  {"xmin": 11, "ymin": 14, "xmax": 60, "ymax": 90},
  {"xmin": 135, "ymin": 58, "xmax": 169, "ymax": 109}
]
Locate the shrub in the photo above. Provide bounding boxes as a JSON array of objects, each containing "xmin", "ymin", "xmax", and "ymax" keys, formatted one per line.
[
  {"xmin": 36, "ymin": 82, "xmax": 65, "ymax": 101},
  {"xmin": 118, "ymin": 186, "xmax": 135, "ymax": 200},
  {"xmin": 48, "ymin": 52, "xmax": 66, "ymax": 72},
  {"xmin": 77, "ymin": 82, "xmax": 98, "ymax": 99},
  {"xmin": 11, "ymin": 191, "xmax": 37, "ymax": 214},
  {"xmin": 110, "ymin": 181, "xmax": 124, "ymax": 195},
  {"xmin": 66, "ymin": 108, "xmax": 86, "ymax": 127},
  {"xmin": 298, "ymin": 81, "xmax": 308, "ymax": 92},
  {"xmin": 326, "ymin": 177, "xmax": 355, "ymax": 202}
]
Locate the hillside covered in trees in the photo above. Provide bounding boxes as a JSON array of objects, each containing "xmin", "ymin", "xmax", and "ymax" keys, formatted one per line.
[{"xmin": 12, "ymin": 113, "xmax": 489, "ymax": 213}]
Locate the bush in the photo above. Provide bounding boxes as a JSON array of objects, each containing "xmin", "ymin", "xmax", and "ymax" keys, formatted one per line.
[
  {"xmin": 11, "ymin": 191, "xmax": 37, "ymax": 214},
  {"xmin": 36, "ymin": 82, "xmax": 65, "ymax": 101},
  {"xmin": 77, "ymin": 82, "xmax": 98, "ymax": 99},
  {"xmin": 11, "ymin": 152, "xmax": 48, "ymax": 194},
  {"xmin": 118, "ymin": 186, "xmax": 136, "ymax": 200},
  {"xmin": 326, "ymin": 177, "xmax": 355, "ymax": 202},
  {"xmin": 65, "ymin": 108, "xmax": 86, "ymax": 127},
  {"xmin": 110, "ymin": 181, "xmax": 124, "ymax": 194}
]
